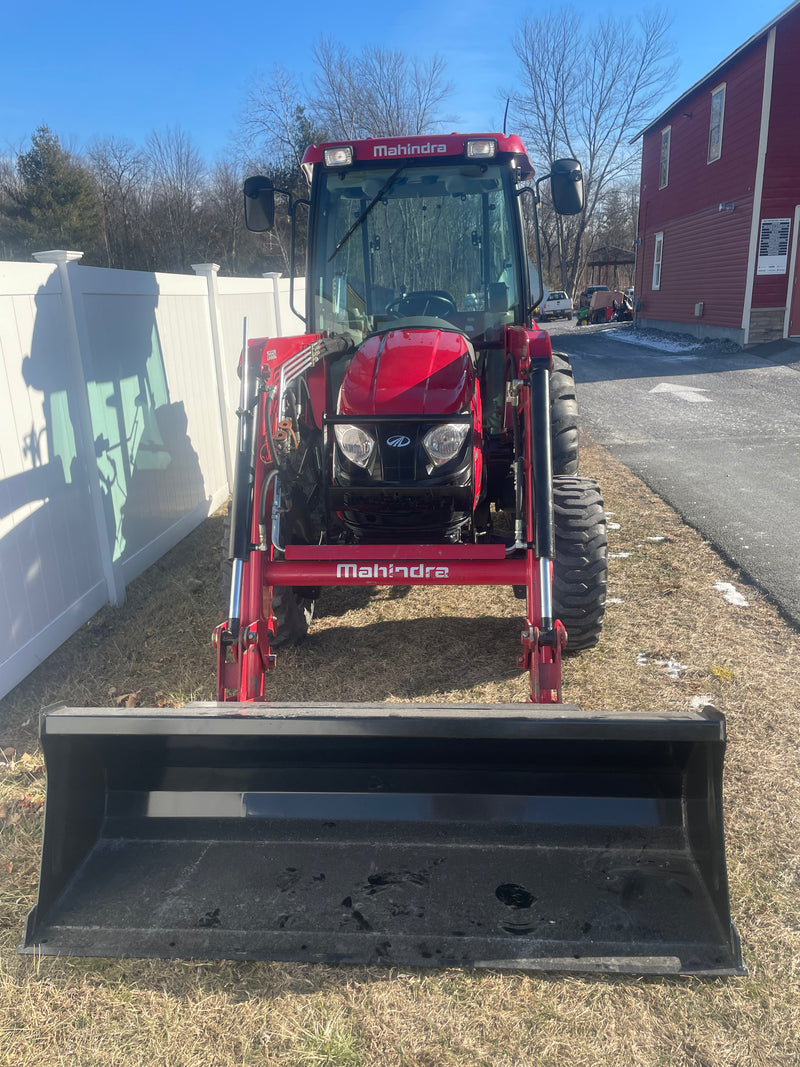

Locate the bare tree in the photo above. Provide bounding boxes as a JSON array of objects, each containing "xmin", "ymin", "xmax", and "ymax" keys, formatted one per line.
[
  {"xmin": 237, "ymin": 74, "xmax": 323, "ymax": 273},
  {"xmin": 145, "ymin": 127, "xmax": 205, "ymax": 272},
  {"xmin": 202, "ymin": 159, "xmax": 276, "ymax": 275},
  {"xmin": 242, "ymin": 42, "xmax": 451, "ymax": 158},
  {"xmin": 511, "ymin": 8, "xmax": 676, "ymax": 296},
  {"xmin": 0, "ymin": 153, "xmax": 22, "ymax": 259},
  {"xmin": 239, "ymin": 67, "xmax": 322, "ymax": 184},
  {"xmin": 312, "ymin": 39, "xmax": 452, "ymax": 139},
  {"xmin": 237, "ymin": 42, "xmax": 450, "ymax": 276},
  {"xmin": 87, "ymin": 136, "xmax": 147, "ymax": 268}
]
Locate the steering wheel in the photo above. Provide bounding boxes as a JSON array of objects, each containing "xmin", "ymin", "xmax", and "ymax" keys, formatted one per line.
[{"xmin": 387, "ymin": 290, "xmax": 458, "ymax": 319}]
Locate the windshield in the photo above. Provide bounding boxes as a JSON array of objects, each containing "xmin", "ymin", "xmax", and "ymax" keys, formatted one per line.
[{"xmin": 309, "ymin": 162, "xmax": 524, "ymax": 344}]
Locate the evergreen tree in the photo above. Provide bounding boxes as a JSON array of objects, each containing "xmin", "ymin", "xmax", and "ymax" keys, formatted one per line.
[{"xmin": 0, "ymin": 126, "xmax": 102, "ymax": 260}]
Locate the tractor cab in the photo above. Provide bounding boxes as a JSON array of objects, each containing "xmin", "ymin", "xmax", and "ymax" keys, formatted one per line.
[
  {"xmin": 246, "ymin": 135, "xmax": 583, "ymax": 349},
  {"xmin": 305, "ymin": 148, "xmax": 524, "ymax": 347}
]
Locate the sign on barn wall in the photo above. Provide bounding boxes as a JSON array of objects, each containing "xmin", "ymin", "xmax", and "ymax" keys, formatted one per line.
[{"xmin": 757, "ymin": 218, "xmax": 791, "ymax": 274}]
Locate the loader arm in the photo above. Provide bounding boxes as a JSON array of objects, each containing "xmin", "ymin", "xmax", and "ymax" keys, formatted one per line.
[{"xmin": 215, "ymin": 326, "xmax": 565, "ymax": 705}]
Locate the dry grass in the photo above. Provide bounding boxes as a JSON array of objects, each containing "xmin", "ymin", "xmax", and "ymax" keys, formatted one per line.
[{"xmin": 1, "ymin": 433, "xmax": 799, "ymax": 1066}]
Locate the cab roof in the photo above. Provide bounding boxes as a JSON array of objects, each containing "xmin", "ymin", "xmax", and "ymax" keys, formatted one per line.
[{"xmin": 301, "ymin": 133, "xmax": 535, "ymax": 179}]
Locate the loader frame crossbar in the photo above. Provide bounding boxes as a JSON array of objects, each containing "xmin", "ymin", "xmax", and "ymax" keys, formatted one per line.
[{"xmin": 214, "ymin": 542, "xmax": 562, "ymax": 704}]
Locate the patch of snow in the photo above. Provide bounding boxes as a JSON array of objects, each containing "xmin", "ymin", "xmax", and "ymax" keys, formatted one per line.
[
  {"xmin": 647, "ymin": 536, "xmax": 665, "ymax": 542},
  {"xmin": 659, "ymin": 659, "xmax": 688, "ymax": 679},
  {"xmin": 713, "ymin": 582, "xmax": 749, "ymax": 607},
  {"xmin": 608, "ymin": 522, "xmax": 621, "ymax": 530},
  {"xmin": 609, "ymin": 552, "xmax": 631, "ymax": 559},
  {"xmin": 607, "ymin": 328, "xmax": 702, "ymax": 352},
  {"xmin": 689, "ymin": 696, "xmax": 717, "ymax": 711},
  {"xmin": 606, "ymin": 597, "xmax": 624, "ymax": 605},
  {"xmin": 636, "ymin": 652, "xmax": 689, "ymax": 678}
]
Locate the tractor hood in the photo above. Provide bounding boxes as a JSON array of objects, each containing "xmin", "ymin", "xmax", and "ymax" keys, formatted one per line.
[{"xmin": 338, "ymin": 327, "xmax": 474, "ymax": 416}]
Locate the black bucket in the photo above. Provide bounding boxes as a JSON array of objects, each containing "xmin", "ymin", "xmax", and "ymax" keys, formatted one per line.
[{"xmin": 22, "ymin": 702, "xmax": 744, "ymax": 976}]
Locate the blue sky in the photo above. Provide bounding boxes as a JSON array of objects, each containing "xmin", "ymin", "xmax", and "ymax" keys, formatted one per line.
[{"xmin": 0, "ymin": 0, "xmax": 790, "ymax": 163}]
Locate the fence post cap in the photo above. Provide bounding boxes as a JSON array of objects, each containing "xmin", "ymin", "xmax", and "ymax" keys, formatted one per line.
[{"xmin": 33, "ymin": 250, "xmax": 84, "ymax": 264}]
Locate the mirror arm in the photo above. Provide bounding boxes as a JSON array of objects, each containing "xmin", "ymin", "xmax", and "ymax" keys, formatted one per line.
[{"xmin": 534, "ymin": 172, "xmax": 550, "ymax": 202}]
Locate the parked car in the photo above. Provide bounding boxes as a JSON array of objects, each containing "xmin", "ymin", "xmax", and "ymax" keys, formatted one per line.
[{"xmin": 537, "ymin": 290, "xmax": 573, "ymax": 321}]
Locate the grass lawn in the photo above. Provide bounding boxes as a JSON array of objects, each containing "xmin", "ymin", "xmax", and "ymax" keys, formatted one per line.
[{"xmin": 1, "ymin": 435, "xmax": 799, "ymax": 1066}]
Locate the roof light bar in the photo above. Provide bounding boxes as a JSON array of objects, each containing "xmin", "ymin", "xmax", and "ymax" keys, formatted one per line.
[
  {"xmin": 323, "ymin": 145, "xmax": 354, "ymax": 168},
  {"xmin": 466, "ymin": 138, "xmax": 497, "ymax": 159}
]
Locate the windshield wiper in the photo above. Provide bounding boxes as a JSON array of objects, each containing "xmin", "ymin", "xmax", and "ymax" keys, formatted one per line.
[{"xmin": 328, "ymin": 167, "xmax": 404, "ymax": 261}]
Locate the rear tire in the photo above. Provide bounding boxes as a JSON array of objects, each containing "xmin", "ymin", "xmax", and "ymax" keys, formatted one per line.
[
  {"xmin": 551, "ymin": 353, "xmax": 579, "ymax": 476},
  {"xmin": 552, "ymin": 476, "xmax": 607, "ymax": 651}
]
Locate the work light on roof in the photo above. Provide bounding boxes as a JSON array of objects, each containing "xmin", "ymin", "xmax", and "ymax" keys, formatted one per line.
[
  {"xmin": 323, "ymin": 146, "xmax": 354, "ymax": 168},
  {"xmin": 466, "ymin": 139, "xmax": 497, "ymax": 159}
]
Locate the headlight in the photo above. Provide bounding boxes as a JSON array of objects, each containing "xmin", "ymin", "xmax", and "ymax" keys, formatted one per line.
[
  {"xmin": 323, "ymin": 145, "xmax": 353, "ymax": 167},
  {"xmin": 422, "ymin": 423, "xmax": 470, "ymax": 466},
  {"xmin": 466, "ymin": 138, "xmax": 497, "ymax": 159},
  {"xmin": 334, "ymin": 424, "xmax": 375, "ymax": 468}
]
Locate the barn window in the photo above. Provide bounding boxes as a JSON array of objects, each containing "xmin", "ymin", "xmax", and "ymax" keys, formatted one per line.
[
  {"xmin": 659, "ymin": 127, "xmax": 671, "ymax": 189},
  {"xmin": 708, "ymin": 84, "xmax": 726, "ymax": 163},
  {"xmin": 652, "ymin": 233, "xmax": 664, "ymax": 290}
]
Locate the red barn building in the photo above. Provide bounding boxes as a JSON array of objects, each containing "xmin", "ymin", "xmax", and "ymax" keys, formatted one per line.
[{"xmin": 634, "ymin": 0, "xmax": 800, "ymax": 345}]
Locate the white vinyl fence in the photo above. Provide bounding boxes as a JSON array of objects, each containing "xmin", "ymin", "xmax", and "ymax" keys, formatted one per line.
[{"xmin": 0, "ymin": 253, "xmax": 306, "ymax": 700}]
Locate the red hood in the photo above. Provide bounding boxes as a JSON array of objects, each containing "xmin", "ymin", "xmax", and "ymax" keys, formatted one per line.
[{"xmin": 338, "ymin": 328, "xmax": 474, "ymax": 416}]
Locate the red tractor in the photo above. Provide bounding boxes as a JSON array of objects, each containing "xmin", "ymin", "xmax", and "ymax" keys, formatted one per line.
[
  {"xmin": 23, "ymin": 135, "xmax": 743, "ymax": 977},
  {"xmin": 219, "ymin": 135, "xmax": 604, "ymax": 703}
]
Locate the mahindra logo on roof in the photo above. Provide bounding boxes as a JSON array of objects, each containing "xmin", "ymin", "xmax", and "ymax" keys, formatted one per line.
[{"xmin": 373, "ymin": 142, "xmax": 448, "ymax": 158}]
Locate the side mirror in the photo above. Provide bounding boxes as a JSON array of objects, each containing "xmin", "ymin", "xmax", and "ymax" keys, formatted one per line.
[
  {"xmin": 550, "ymin": 158, "xmax": 584, "ymax": 216},
  {"xmin": 243, "ymin": 176, "xmax": 275, "ymax": 232}
]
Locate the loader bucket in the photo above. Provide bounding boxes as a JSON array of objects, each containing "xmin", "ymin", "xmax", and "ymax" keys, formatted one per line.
[{"xmin": 22, "ymin": 703, "xmax": 744, "ymax": 976}]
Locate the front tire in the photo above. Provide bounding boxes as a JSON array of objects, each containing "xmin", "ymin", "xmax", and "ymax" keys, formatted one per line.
[
  {"xmin": 552, "ymin": 476, "xmax": 607, "ymax": 650},
  {"xmin": 269, "ymin": 585, "xmax": 315, "ymax": 647},
  {"xmin": 220, "ymin": 499, "xmax": 316, "ymax": 649},
  {"xmin": 268, "ymin": 467, "xmax": 322, "ymax": 646}
]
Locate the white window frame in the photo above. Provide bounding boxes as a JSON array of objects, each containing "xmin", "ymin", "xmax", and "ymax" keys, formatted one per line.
[
  {"xmin": 652, "ymin": 232, "xmax": 664, "ymax": 290},
  {"xmin": 708, "ymin": 84, "xmax": 726, "ymax": 164},
  {"xmin": 659, "ymin": 126, "xmax": 671, "ymax": 189}
]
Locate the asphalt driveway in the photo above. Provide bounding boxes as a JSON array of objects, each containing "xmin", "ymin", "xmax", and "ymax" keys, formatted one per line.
[{"xmin": 550, "ymin": 321, "xmax": 800, "ymax": 630}]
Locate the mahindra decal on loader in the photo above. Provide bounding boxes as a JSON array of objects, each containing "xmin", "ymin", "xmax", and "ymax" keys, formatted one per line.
[{"xmin": 23, "ymin": 134, "xmax": 744, "ymax": 976}]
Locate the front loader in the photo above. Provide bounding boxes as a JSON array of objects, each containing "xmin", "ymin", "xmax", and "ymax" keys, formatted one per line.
[{"xmin": 22, "ymin": 134, "xmax": 744, "ymax": 975}]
